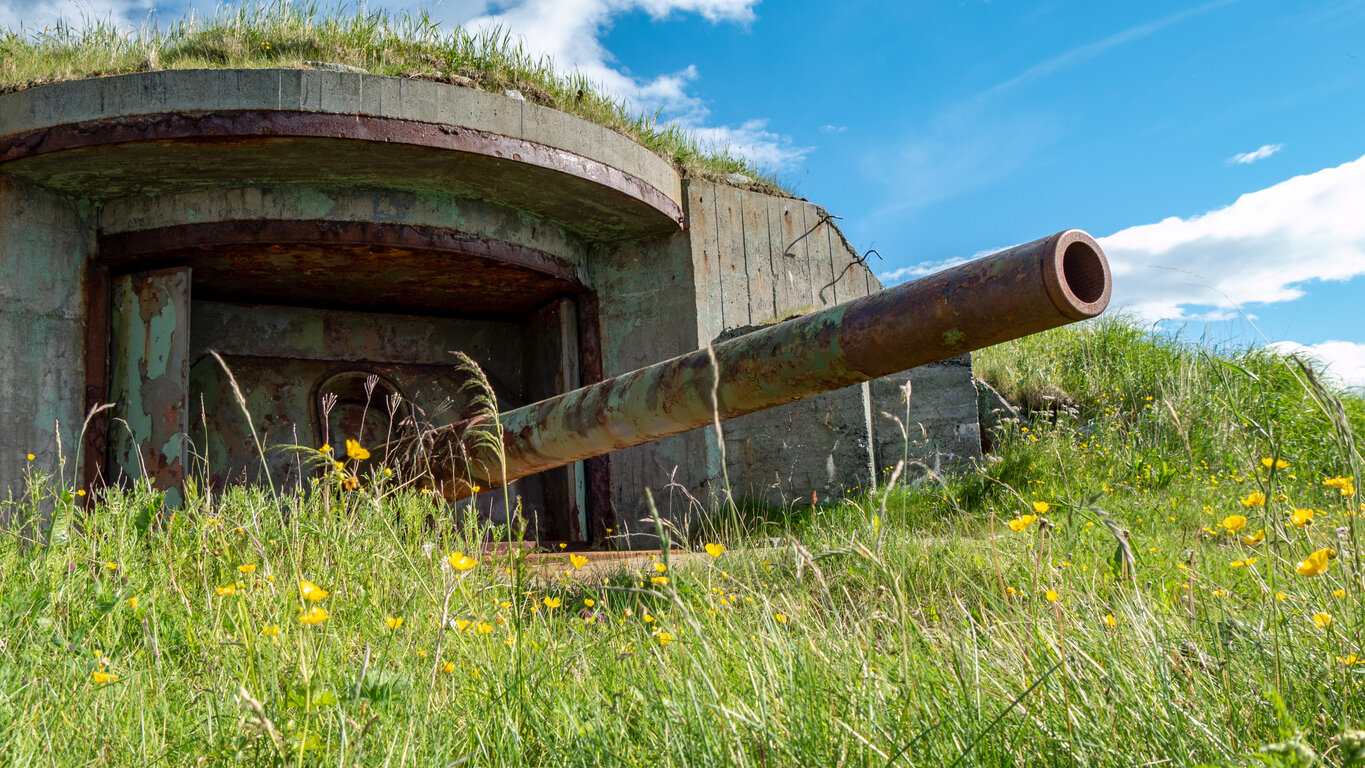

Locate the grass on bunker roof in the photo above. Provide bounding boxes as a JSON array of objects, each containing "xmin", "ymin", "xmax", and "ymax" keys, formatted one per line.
[
  {"xmin": 3, "ymin": 316, "xmax": 1365, "ymax": 765},
  {"xmin": 0, "ymin": 1, "xmax": 787, "ymax": 194}
]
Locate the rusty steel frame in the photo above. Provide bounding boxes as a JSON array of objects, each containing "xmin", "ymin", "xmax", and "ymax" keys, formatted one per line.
[
  {"xmin": 410, "ymin": 230, "xmax": 1112, "ymax": 500},
  {"xmin": 0, "ymin": 110, "xmax": 684, "ymax": 226}
]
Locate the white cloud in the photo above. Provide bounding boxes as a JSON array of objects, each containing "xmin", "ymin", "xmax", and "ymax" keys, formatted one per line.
[
  {"xmin": 0, "ymin": 0, "xmax": 155, "ymax": 32},
  {"xmin": 689, "ymin": 119, "xmax": 811, "ymax": 171},
  {"xmin": 1228, "ymin": 143, "xmax": 1283, "ymax": 165},
  {"xmin": 1267, "ymin": 340, "xmax": 1365, "ymax": 391},
  {"xmin": 1097, "ymin": 153, "xmax": 1365, "ymax": 323},
  {"xmin": 818, "ymin": 124, "xmax": 846, "ymax": 134},
  {"xmin": 877, "ymin": 245, "xmax": 1014, "ymax": 284},
  {"xmin": 459, "ymin": 0, "xmax": 807, "ymax": 170}
]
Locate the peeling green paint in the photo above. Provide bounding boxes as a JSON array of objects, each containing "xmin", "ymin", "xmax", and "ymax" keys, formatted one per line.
[{"xmin": 942, "ymin": 328, "xmax": 965, "ymax": 348}]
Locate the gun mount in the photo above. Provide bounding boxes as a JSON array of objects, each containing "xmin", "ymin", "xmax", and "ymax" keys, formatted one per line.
[{"xmin": 398, "ymin": 229, "xmax": 1111, "ymax": 501}]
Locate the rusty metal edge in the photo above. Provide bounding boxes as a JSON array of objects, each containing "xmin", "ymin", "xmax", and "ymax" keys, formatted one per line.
[
  {"xmin": 0, "ymin": 110, "xmax": 684, "ymax": 229},
  {"xmin": 81, "ymin": 261, "xmax": 110, "ymax": 503},
  {"xmin": 576, "ymin": 293, "xmax": 614, "ymax": 545},
  {"xmin": 97, "ymin": 219, "xmax": 586, "ymax": 288}
]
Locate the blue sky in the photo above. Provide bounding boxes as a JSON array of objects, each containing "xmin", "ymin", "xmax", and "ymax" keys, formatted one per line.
[{"xmin": 6, "ymin": 0, "xmax": 1365, "ymax": 386}]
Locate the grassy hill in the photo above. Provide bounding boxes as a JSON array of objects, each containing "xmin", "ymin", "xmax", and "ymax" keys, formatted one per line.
[
  {"xmin": 1, "ymin": 317, "xmax": 1362, "ymax": 766},
  {"xmin": 0, "ymin": 2, "xmax": 783, "ymax": 192}
]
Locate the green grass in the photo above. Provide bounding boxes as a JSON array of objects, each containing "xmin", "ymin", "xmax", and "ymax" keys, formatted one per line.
[
  {"xmin": 2, "ymin": 316, "xmax": 1364, "ymax": 766},
  {"xmin": 0, "ymin": 1, "xmax": 785, "ymax": 192}
]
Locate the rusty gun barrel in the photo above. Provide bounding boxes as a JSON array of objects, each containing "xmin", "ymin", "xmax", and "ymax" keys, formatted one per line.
[{"xmin": 414, "ymin": 229, "xmax": 1110, "ymax": 499}]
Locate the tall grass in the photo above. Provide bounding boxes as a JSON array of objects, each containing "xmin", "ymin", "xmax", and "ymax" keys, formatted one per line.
[
  {"xmin": 1, "ymin": 316, "xmax": 1363, "ymax": 766},
  {"xmin": 0, "ymin": 1, "xmax": 782, "ymax": 191}
]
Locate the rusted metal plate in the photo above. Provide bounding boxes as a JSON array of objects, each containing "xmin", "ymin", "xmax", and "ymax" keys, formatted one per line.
[
  {"xmin": 0, "ymin": 111, "xmax": 682, "ymax": 242},
  {"xmin": 408, "ymin": 230, "xmax": 1112, "ymax": 498},
  {"xmin": 81, "ymin": 262, "xmax": 109, "ymax": 498},
  {"xmin": 107, "ymin": 267, "xmax": 191, "ymax": 506},
  {"xmin": 99, "ymin": 220, "xmax": 584, "ymax": 319},
  {"xmin": 576, "ymin": 295, "xmax": 615, "ymax": 545}
]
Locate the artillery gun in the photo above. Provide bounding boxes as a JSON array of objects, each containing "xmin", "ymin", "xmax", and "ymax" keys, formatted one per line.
[{"xmin": 396, "ymin": 229, "xmax": 1112, "ymax": 501}]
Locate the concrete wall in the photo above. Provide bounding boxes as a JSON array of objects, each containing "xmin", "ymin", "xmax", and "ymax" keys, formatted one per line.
[
  {"xmin": 0, "ymin": 175, "xmax": 96, "ymax": 509},
  {"xmin": 869, "ymin": 355, "xmax": 983, "ymax": 480}
]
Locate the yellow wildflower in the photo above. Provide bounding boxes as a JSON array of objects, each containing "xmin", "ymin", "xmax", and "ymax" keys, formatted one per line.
[
  {"xmin": 341, "ymin": 476, "xmax": 359, "ymax": 491},
  {"xmin": 653, "ymin": 563, "xmax": 667, "ymax": 573},
  {"xmin": 345, "ymin": 439, "xmax": 370, "ymax": 460},
  {"xmin": 1032, "ymin": 501, "xmax": 1051, "ymax": 514},
  {"xmin": 105, "ymin": 562, "xmax": 119, "ymax": 571},
  {"xmin": 1045, "ymin": 590, "xmax": 1060, "ymax": 603},
  {"xmin": 443, "ymin": 661, "xmax": 456, "ymax": 674},
  {"xmin": 705, "ymin": 543, "xmax": 725, "ymax": 558},
  {"xmin": 1261, "ymin": 458, "xmax": 1289, "ymax": 469},
  {"xmin": 569, "ymin": 554, "xmax": 589, "ymax": 570},
  {"xmin": 299, "ymin": 580, "xmax": 329, "ymax": 602},
  {"xmin": 651, "ymin": 576, "xmax": 669, "ymax": 586},
  {"xmin": 319, "ymin": 443, "xmax": 332, "ymax": 454},
  {"xmin": 1223, "ymin": 514, "xmax": 1248, "ymax": 533},
  {"xmin": 92, "ymin": 670, "xmax": 117, "ymax": 684},
  {"xmin": 1212, "ymin": 589, "xmax": 1229, "ymax": 597},
  {"xmin": 1291, "ymin": 508, "xmax": 1314, "ymax": 527},
  {"xmin": 386, "ymin": 616, "xmax": 404, "ymax": 629},
  {"xmin": 1313, "ymin": 612, "xmax": 1334, "ymax": 629},
  {"xmin": 447, "ymin": 552, "xmax": 478, "ymax": 572},
  {"xmin": 1339, "ymin": 654, "xmax": 1361, "ymax": 666},
  {"xmin": 1334, "ymin": 589, "xmax": 1346, "ymax": 599},
  {"xmin": 1239, "ymin": 493, "xmax": 1265, "ymax": 509},
  {"xmin": 215, "ymin": 585, "xmax": 236, "ymax": 597},
  {"xmin": 299, "ymin": 606, "xmax": 329, "ymax": 625},
  {"xmin": 1296, "ymin": 548, "xmax": 1334, "ymax": 577},
  {"xmin": 454, "ymin": 619, "xmax": 472, "ymax": 631},
  {"xmin": 1324, "ymin": 476, "xmax": 1356, "ymax": 497},
  {"xmin": 1103, "ymin": 614, "xmax": 1116, "ymax": 628},
  {"xmin": 26, "ymin": 453, "xmax": 35, "ymax": 461},
  {"xmin": 654, "ymin": 631, "xmax": 674, "ymax": 646},
  {"xmin": 543, "ymin": 597, "xmax": 562, "ymax": 609},
  {"xmin": 261, "ymin": 625, "xmax": 280, "ymax": 637},
  {"xmin": 1231, "ymin": 558, "xmax": 1257, "ymax": 568},
  {"xmin": 774, "ymin": 613, "xmax": 788, "ymax": 624},
  {"xmin": 1276, "ymin": 592, "xmax": 1289, "ymax": 601},
  {"xmin": 237, "ymin": 564, "xmax": 257, "ymax": 574},
  {"xmin": 584, "ymin": 599, "xmax": 596, "ymax": 607},
  {"xmin": 1007, "ymin": 515, "xmax": 1038, "ymax": 532},
  {"xmin": 476, "ymin": 622, "xmax": 494, "ymax": 634},
  {"xmin": 126, "ymin": 597, "xmax": 138, "ymax": 609},
  {"xmin": 1242, "ymin": 529, "xmax": 1266, "ymax": 545}
]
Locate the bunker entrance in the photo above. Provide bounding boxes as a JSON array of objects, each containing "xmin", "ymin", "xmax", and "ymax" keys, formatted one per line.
[{"xmin": 101, "ymin": 224, "xmax": 591, "ymax": 543}]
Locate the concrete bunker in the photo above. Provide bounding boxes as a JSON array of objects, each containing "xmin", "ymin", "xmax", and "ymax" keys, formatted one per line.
[{"xmin": 0, "ymin": 69, "xmax": 987, "ymax": 545}]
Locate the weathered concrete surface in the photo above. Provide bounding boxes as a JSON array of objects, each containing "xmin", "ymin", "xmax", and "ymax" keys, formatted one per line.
[
  {"xmin": 587, "ymin": 232, "xmax": 717, "ymax": 544},
  {"xmin": 870, "ymin": 355, "xmax": 983, "ymax": 479},
  {"xmin": 0, "ymin": 69, "xmax": 683, "ymax": 242},
  {"xmin": 683, "ymin": 180, "xmax": 879, "ymax": 507},
  {"xmin": 0, "ymin": 175, "xmax": 95, "ymax": 509}
]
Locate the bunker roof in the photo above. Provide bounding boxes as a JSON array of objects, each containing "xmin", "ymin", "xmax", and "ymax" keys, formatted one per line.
[{"xmin": 0, "ymin": 3, "xmax": 788, "ymax": 195}]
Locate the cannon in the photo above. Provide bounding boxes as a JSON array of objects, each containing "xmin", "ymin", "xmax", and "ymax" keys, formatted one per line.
[{"xmin": 397, "ymin": 229, "xmax": 1111, "ymax": 501}]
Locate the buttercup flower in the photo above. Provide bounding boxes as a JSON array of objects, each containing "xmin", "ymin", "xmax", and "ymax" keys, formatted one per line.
[
  {"xmin": 1007, "ymin": 515, "xmax": 1038, "ymax": 532},
  {"xmin": 261, "ymin": 625, "xmax": 281, "ymax": 637},
  {"xmin": 386, "ymin": 616, "xmax": 404, "ymax": 629},
  {"xmin": 1242, "ymin": 529, "xmax": 1266, "ymax": 545},
  {"xmin": 215, "ymin": 585, "xmax": 236, "ymax": 597},
  {"xmin": 238, "ymin": 564, "xmax": 257, "ymax": 574},
  {"xmin": 92, "ymin": 670, "xmax": 117, "ymax": 684},
  {"xmin": 1239, "ymin": 493, "xmax": 1265, "ymax": 509},
  {"xmin": 448, "ymin": 553, "xmax": 478, "ymax": 572},
  {"xmin": 1223, "ymin": 514, "xmax": 1248, "ymax": 533},
  {"xmin": 126, "ymin": 597, "xmax": 138, "ymax": 609},
  {"xmin": 443, "ymin": 661, "xmax": 456, "ymax": 674},
  {"xmin": 651, "ymin": 576, "xmax": 669, "ymax": 586},
  {"xmin": 1296, "ymin": 548, "xmax": 1334, "ymax": 577},
  {"xmin": 1261, "ymin": 458, "xmax": 1289, "ymax": 469},
  {"xmin": 345, "ymin": 439, "xmax": 370, "ymax": 460},
  {"xmin": 299, "ymin": 606, "xmax": 329, "ymax": 625},
  {"xmin": 1045, "ymin": 590, "xmax": 1060, "ymax": 603},
  {"xmin": 299, "ymin": 580, "xmax": 329, "ymax": 601},
  {"xmin": 705, "ymin": 543, "xmax": 725, "ymax": 558},
  {"xmin": 319, "ymin": 444, "xmax": 332, "ymax": 454},
  {"xmin": 1313, "ymin": 612, "xmax": 1334, "ymax": 629},
  {"xmin": 774, "ymin": 613, "xmax": 788, "ymax": 624},
  {"xmin": 1032, "ymin": 501, "xmax": 1051, "ymax": 514},
  {"xmin": 543, "ymin": 597, "xmax": 562, "ymax": 609},
  {"xmin": 569, "ymin": 554, "xmax": 589, "ymax": 570},
  {"xmin": 654, "ymin": 631, "xmax": 674, "ymax": 646},
  {"xmin": 653, "ymin": 563, "xmax": 667, "ymax": 573},
  {"xmin": 1291, "ymin": 508, "xmax": 1314, "ymax": 527},
  {"xmin": 1103, "ymin": 614, "xmax": 1117, "ymax": 627}
]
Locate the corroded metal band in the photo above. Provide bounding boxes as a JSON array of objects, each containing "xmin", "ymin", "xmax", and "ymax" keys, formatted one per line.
[
  {"xmin": 0, "ymin": 110, "xmax": 684, "ymax": 226},
  {"xmin": 97, "ymin": 219, "xmax": 584, "ymax": 286}
]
